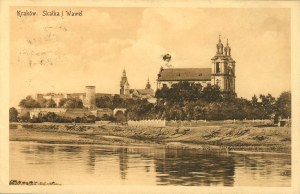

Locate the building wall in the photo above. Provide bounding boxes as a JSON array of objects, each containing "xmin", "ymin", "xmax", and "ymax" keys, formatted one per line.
[{"xmin": 157, "ymin": 80, "xmax": 211, "ymax": 90}]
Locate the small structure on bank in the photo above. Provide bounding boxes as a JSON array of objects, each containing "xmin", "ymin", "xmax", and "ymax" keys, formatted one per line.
[{"xmin": 113, "ymin": 108, "xmax": 127, "ymax": 123}]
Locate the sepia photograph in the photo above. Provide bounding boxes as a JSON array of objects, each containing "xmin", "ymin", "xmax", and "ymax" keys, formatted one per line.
[{"xmin": 1, "ymin": 0, "xmax": 300, "ymax": 193}]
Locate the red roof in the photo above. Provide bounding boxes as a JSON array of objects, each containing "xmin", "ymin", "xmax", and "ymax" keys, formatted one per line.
[{"xmin": 157, "ymin": 68, "xmax": 211, "ymax": 81}]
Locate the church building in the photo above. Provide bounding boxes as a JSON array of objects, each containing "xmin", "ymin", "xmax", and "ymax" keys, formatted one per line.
[
  {"xmin": 157, "ymin": 36, "xmax": 236, "ymax": 93},
  {"xmin": 120, "ymin": 69, "xmax": 155, "ymax": 99}
]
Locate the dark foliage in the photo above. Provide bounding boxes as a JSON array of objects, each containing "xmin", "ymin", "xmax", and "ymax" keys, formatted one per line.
[{"xmin": 9, "ymin": 107, "xmax": 19, "ymax": 122}]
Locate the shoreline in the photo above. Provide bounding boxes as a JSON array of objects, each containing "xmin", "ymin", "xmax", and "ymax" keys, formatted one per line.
[{"xmin": 9, "ymin": 122, "xmax": 291, "ymax": 153}]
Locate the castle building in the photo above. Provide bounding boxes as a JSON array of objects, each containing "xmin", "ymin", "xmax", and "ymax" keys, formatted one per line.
[
  {"xmin": 119, "ymin": 70, "xmax": 155, "ymax": 99},
  {"xmin": 34, "ymin": 86, "xmax": 113, "ymax": 109},
  {"xmin": 157, "ymin": 36, "xmax": 236, "ymax": 93},
  {"xmin": 84, "ymin": 86, "xmax": 96, "ymax": 109}
]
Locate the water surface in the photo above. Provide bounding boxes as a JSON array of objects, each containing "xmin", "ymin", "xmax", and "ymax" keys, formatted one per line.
[{"xmin": 10, "ymin": 141, "xmax": 291, "ymax": 186}]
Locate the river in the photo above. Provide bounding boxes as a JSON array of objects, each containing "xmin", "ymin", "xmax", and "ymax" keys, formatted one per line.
[{"xmin": 9, "ymin": 141, "xmax": 291, "ymax": 186}]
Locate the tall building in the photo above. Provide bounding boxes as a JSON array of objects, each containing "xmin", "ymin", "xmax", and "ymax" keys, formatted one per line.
[
  {"xmin": 211, "ymin": 36, "xmax": 236, "ymax": 92},
  {"xmin": 84, "ymin": 86, "xmax": 96, "ymax": 109},
  {"xmin": 157, "ymin": 35, "xmax": 236, "ymax": 93},
  {"xmin": 120, "ymin": 69, "xmax": 130, "ymax": 95}
]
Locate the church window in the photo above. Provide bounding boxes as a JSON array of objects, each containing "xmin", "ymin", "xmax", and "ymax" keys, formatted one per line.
[
  {"xmin": 199, "ymin": 73, "xmax": 202, "ymax": 76},
  {"xmin": 216, "ymin": 62, "xmax": 220, "ymax": 73}
]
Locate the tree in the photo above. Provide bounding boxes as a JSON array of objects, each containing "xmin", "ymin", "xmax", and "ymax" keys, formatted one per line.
[
  {"xmin": 19, "ymin": 96, "xmax": 41, "ymax": 108},
  {"xmin": 45, "ymin": 99, "xmax": 57, "ymax": 108},
  {"xmin": 96, "ymin": 96, "xmax": 113, "ymax": 109},
  {"xmin": 201, "ymin": 85, "xmax": 222, "ymax": 102},
  {"xmin": 275, "ymin": 91, "xmax": 291, "ymax": 119},
  {"xmin": 155, "ymin": 81, "xmax": 202, "ymax": 103},
  {"xmin": 9, "ymin": 107, "xmax": 19, "ymax": 122},
  {"xmin": 58, "ymin": 98, "xmax": 68, "ymax": 107},
  {"xmin": 112, "ymin": 95, "xmax": 123, "ymax": 108},
  {"xmin": 258, "ymin": 94, "xmax": 276, "ymax": 119},
  {"xmin": 59, "ymin": 98, "xmax": 84, "ymax": 108}
]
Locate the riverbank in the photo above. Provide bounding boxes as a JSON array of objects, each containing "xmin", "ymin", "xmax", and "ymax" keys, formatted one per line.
[{"xmin": 9, "ymin": 122, "xmax": 291, "ymax": 153}]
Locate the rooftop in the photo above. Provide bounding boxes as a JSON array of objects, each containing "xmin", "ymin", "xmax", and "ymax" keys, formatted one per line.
[{"xmin": 157, "ymin": 68, "xmax": 211, "ymax": 81}]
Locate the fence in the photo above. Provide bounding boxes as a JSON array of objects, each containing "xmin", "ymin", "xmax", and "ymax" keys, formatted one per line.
[
  {"xmin": 128, "ymin": 120, "xmax": 166, "ymax": 127},
  {"xmin": 128, "ymin": 119, "xmax": 273, "ymax": 127},
  {"xmin": 165, "ymin": 119, "xmax": 273, "ymax": 127}
]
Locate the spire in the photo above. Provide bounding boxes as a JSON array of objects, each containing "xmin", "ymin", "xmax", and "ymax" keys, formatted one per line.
[
  {"xmin": 122, "ymin": 69, "xmax": 126, "ymax": 77},
  {"xmin": 225, "ymin": 39, "xmax": 231, "ymax": 57},
  {"xmin": 216, "ymin": 34, "xmax": 224, "ymax": 54},
  {"xmin": 120, "ymin": 69, "xmax": 128, "ymax": 87},
  {"xmin": 146, "ymin": 77, "xmax": 151, "ymax": 89}
]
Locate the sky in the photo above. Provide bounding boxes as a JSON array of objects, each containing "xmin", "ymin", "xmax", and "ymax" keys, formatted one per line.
[{"xmin": 10, "ymin": 7, "xmax": 290, "ymax": 107}]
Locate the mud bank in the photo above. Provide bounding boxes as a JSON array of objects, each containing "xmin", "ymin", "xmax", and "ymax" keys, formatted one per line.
[{"xmin": 9, "ymin": 123, "xmax": 291, "ymax": 153}]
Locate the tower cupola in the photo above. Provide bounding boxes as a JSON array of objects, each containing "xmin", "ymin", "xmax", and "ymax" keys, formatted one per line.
[
  {"xmin": 224, "ymin": 39, "xmax": 231, "ymax": 57},
  {"xmin": 216, "ymin": 34, "xmax": 224, "ymax": 54}
]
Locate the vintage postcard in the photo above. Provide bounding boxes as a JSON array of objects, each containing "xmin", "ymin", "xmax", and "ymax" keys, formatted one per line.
[{"xmin": 0, "ymin": 0, "xmax": 300, "ymax": 193}]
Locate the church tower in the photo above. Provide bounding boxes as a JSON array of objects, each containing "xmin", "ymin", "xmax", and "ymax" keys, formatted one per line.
[
  {"xmin": 120, "ymin": 69, "xmax": 130, "ymax": 95},
  {"xmin": 211, "ymin": 35, "xmax": 236, "ymax": 93},
  {"xmin": 145, "ymin": 78, "xmax": 151, "ymax": 89}
]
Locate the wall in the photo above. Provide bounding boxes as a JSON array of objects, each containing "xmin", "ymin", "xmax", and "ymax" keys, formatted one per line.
[
  {"xmin": 157, "ymin": 80, "xmax": 210, "ymax": 90},
  {"xmin": 128, "ymin": 120, "xmax": 166, "ymax": 127}
]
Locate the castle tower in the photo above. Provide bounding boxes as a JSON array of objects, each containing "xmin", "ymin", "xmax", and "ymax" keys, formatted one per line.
[
  {"xmin": 85, "ymin": 86, "xmax": 96, "ymax": 109},
  {"xmin": 211, "ymin": 35, "xmax": 236, "ymax": 93},
  {"xmin": 120, "ymin": 69, "xmax": 130, "ymax": 95}
]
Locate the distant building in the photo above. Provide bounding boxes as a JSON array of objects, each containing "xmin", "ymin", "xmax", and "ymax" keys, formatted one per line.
[
  {"xmin": 84, "ymin": 86, "xmax": 96, "ymax": 109},
  {"xmin": 20, "ymin": 107, "xmax": 113, "ymax": 120},
  {"xmin": 119, "ymin": 70, "xmax": 155, "ymax": 99},
  {"xmin": 120, "ymin": 69, "xmax": 130, "ymax": 95},
  {"xmin": 34, "ymin": 86, "xmax": 113, "ymax": 109},
  {"xmin": 157, "ymin": 35, "xmax": 236, "ymax": 93}
]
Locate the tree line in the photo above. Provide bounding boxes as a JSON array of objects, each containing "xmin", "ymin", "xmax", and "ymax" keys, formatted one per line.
[
  {"xmin": 10, "ymin": 82, "xmax": 291, "ymax": 122},
  {"xmin": 18, "ymin": 96, "xmax": 84, "ymax": 109}
]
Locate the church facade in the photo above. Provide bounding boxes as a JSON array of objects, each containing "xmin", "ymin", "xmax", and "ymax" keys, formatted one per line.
[{"xmin": 157, "ymin": 36, "xmax": 236, "ymax": 93}]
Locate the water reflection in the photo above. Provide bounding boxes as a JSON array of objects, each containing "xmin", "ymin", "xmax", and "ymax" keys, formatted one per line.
[
  {"xmin": 154, "ymin": 148, "xmax": 235, "ymax": 186},
  {"xmin": 117, "ymin": 147, "xmax": 129, "ymax": 180},
  {"xmin": 10, "ymin": 141, "xmax": 291, "ymax": 186}
]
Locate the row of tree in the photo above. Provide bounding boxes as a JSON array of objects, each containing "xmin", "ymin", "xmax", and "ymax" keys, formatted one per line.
[
  {"xmin": 9, "ymin": 109, "xmax": 115, "ymax": 123},
  {"xmin": 18, "ymin": 96, "xmax": 84, "ymax": 108},
  {"xmin": 12, "ymin": 82, "xmax": 291, "ymax": 122},
  {"xmin": 94, "ymin": 83, "xmax": 291, "ymax": 121}
]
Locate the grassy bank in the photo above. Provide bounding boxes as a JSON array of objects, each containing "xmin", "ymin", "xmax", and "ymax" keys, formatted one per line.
[{"xmin": 9, "ymin": 122, "xmax": 291, "ymax": 153}]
